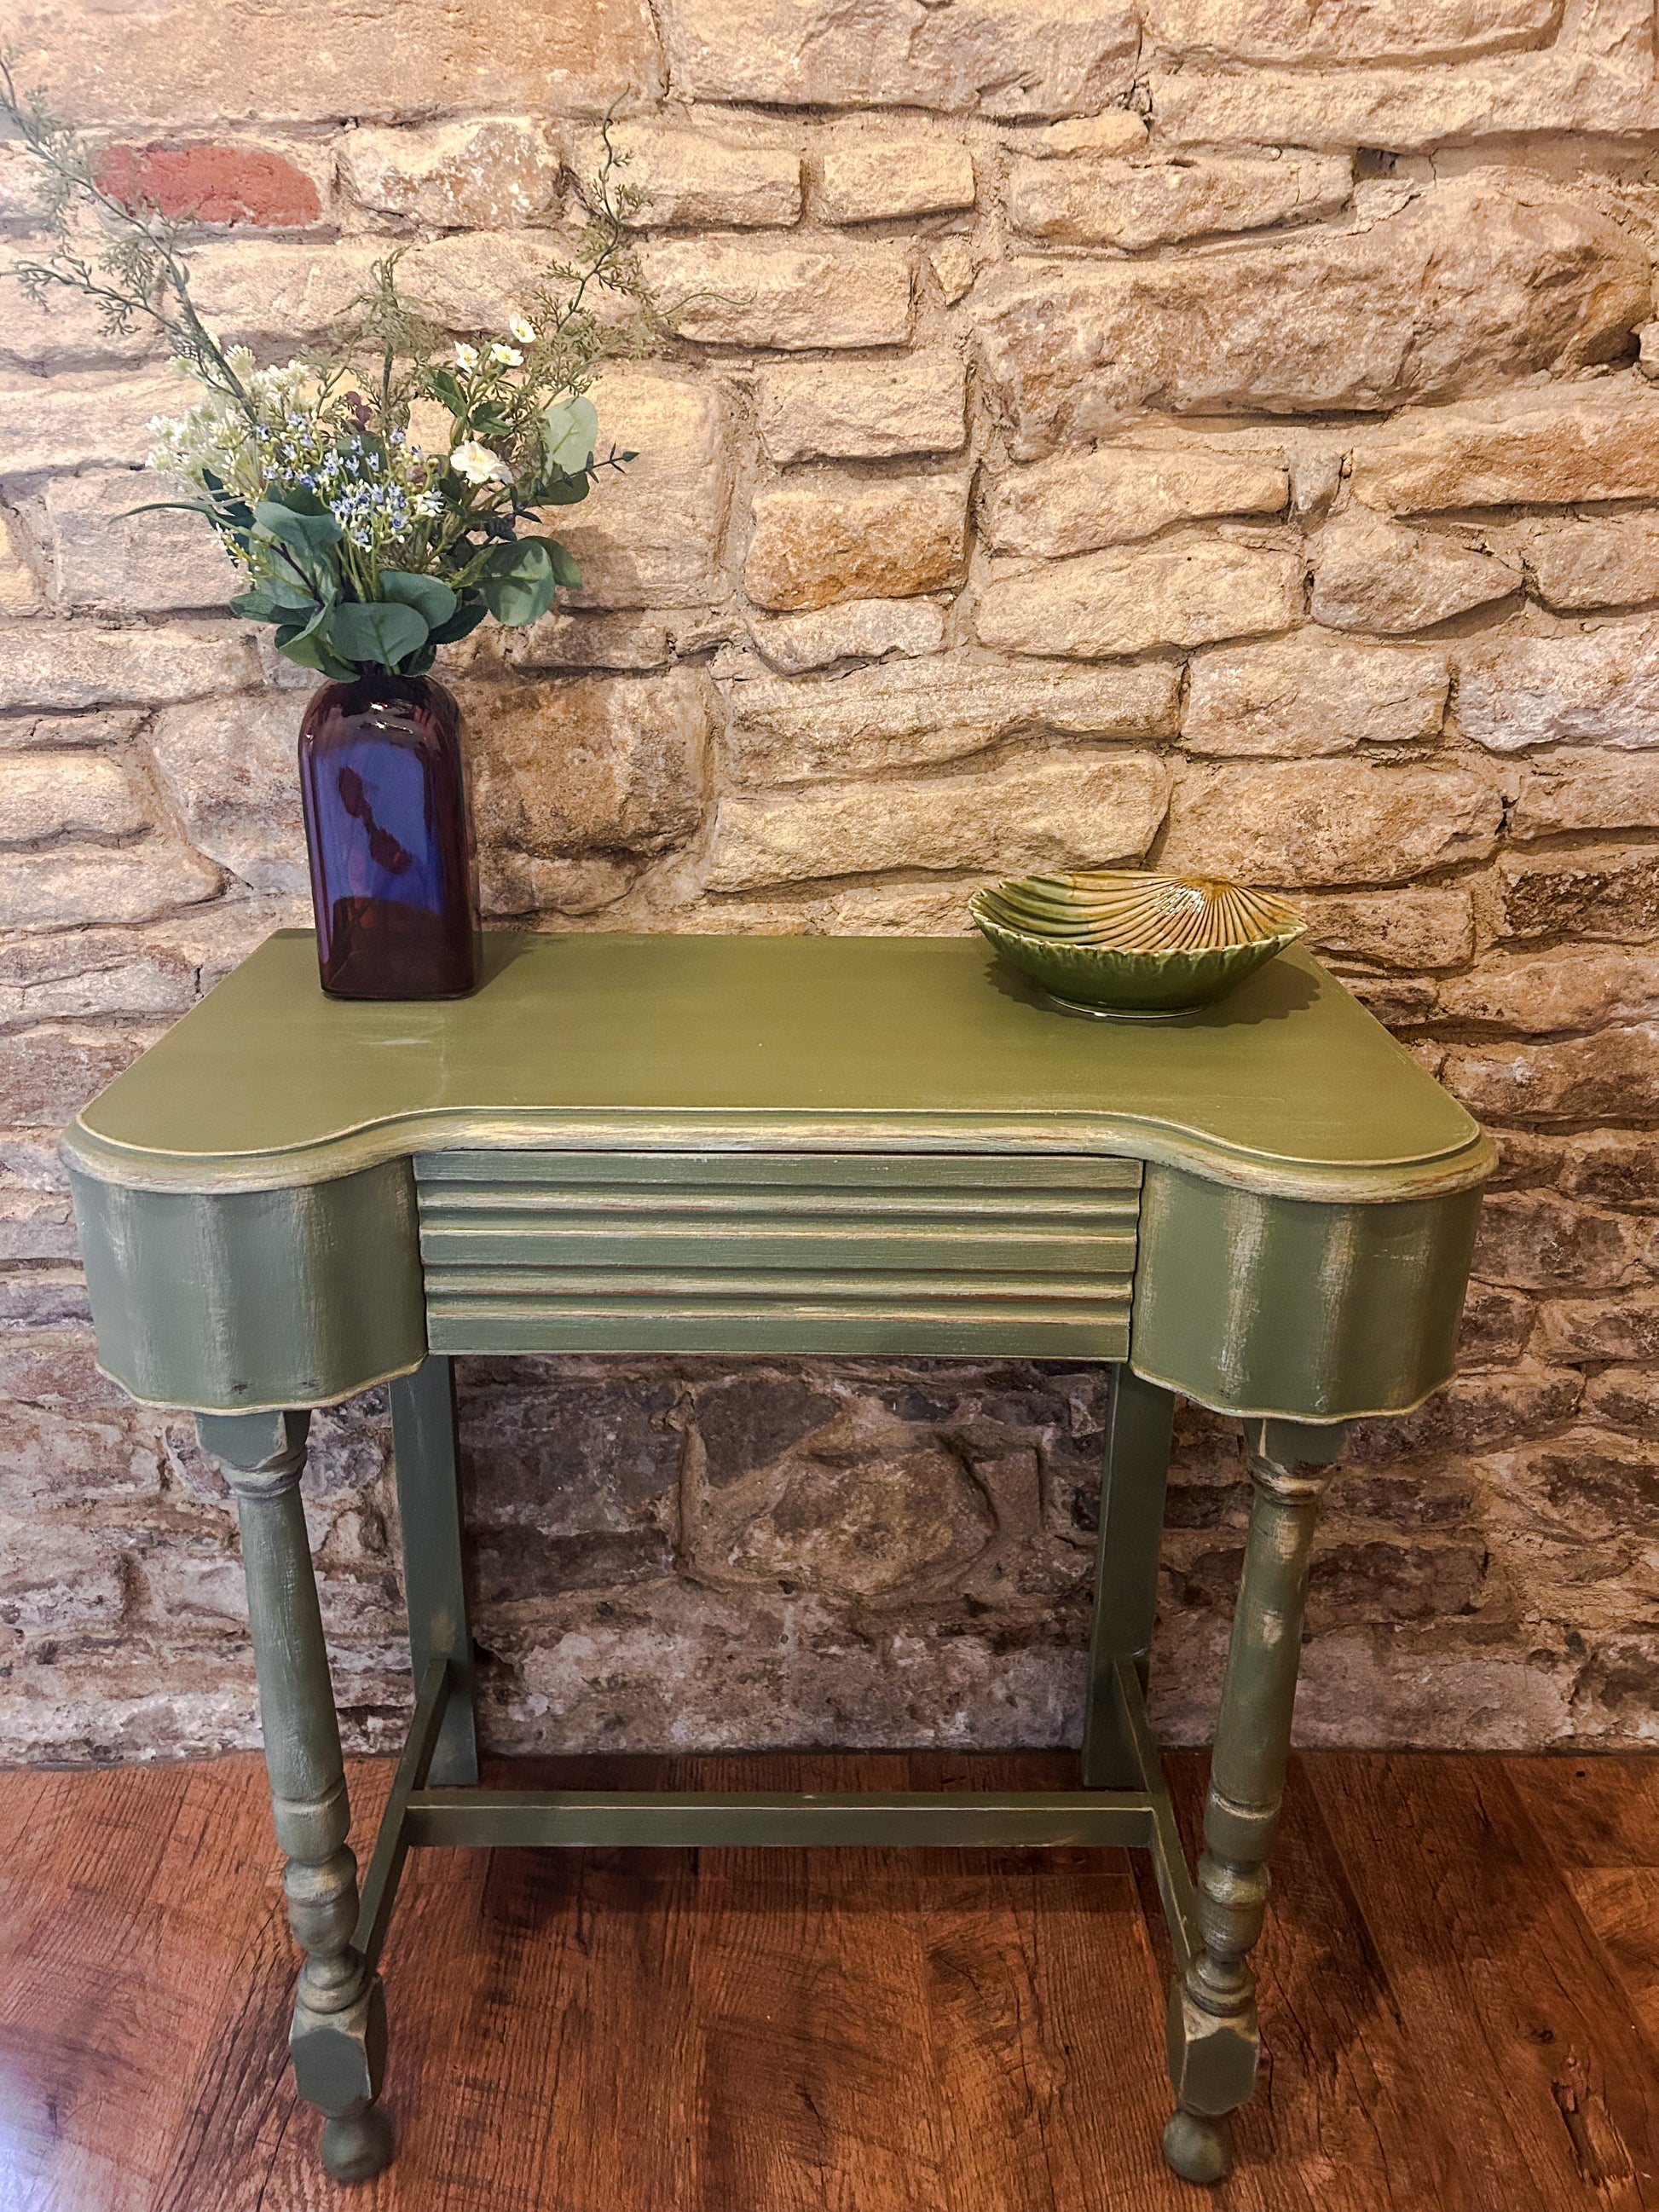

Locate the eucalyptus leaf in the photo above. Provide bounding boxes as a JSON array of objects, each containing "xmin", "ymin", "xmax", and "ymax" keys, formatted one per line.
[
  {"xmin": 319, "ymin": 598, "xmax": 430, "ymax": 668},
  {"xmin": 478, "ymin": 537, "xmax": 557, "ymax": 627},
  {"xmin": 230, "ymin": 581, "xmax": 318, "ymax": 623},
  {"xmin": 535, "ymin": 471, "xmax": 591, "ymax": 508},
  {"xmin": 275, "ymin": 621, "xmax": 356, "ymax": 681},
  {"xmin": 254, "ymin": 500, "xmax": 343, "ymax": 553},
  {"xmin": 379, "ymin": 570, "xmax": 458, "ymax": 628},
  {"xmin": 540, "ymin": 396, "xmax": 598, "ymax": 474},
  {"xmin": 425, "ymin": 597, "xmax": 489, "ymax": 647}
]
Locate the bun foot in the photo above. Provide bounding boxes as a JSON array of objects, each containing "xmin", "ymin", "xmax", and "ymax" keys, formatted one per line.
[
  {"xmin": 1162, "ymin": 2106, "xmax": 1233, "ymax": 2186},
  {"xmin": 321, "ymin": 2105, "xmax": 394, "ymax": 2184}
]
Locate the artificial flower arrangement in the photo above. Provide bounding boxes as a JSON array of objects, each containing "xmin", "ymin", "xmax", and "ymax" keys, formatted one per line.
[
  {"xmin": 1, "ymin": 62, "xmax": 660, "ymax": 681},
  {"xmin": 2, "ymin": 64, "xmax": 670, "ymax": 999}
]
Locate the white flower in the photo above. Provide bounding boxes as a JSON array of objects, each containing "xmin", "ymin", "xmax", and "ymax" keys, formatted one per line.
[
  {"xmin": 488, "ymin": 343, "xmax": 523, "ymax": 367},
  {"xmin": 449, "ymin": 438, "xmax": 512, "ymax": 486},
  {"xmin": 508, "ymin": 313, "xmax": 536, "ymax": 345},
  {"xmin": 453, "ymin": 342, "xmax": 480, "ymax": 371}
]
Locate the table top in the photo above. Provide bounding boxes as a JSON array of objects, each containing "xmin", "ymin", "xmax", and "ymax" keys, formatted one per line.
[{"xmin": 65, "ymin": 932, "xmax": 1489, "ymax": 1204}]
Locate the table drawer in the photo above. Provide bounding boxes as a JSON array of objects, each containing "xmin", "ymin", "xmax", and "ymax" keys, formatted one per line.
[{"xmin": 415, "ymin": 1151, "xmax": 1140, "ymax": 1356}]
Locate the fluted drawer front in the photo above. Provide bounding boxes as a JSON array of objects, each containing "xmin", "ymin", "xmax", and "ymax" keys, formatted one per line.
[{"xmin": 415, "ymin": 1151, "xmax": 1140, "ymax": 1355}]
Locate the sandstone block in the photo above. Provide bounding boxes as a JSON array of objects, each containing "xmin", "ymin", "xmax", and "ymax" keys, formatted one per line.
[
  {"xmin": 1455, "ymin": 1282, "xmax": 1537, "ymax": 1365},
  {"xmin": 1512, "ymin": 754, "xmax": 1659, "ymax": 840},
  {"xmin": 721, "ymin": 656, "xmax": 1182, "ymax": 781},
  {"xmin": 980, "ymin": 447, "xmax": 1287, "ymax": 559},
  {"xmin": 661, "ymin": 0, "xmax": 1139, "ymax": 118},
  {"xmin": 1295, "ymin": 887, "xmax": 1476, "ymax": 970},
  {"xmin": 644, "ymin": 238, "xmax": 911, "ymax": 349},
  {"xmin": 0, "ymin": 377, "xmax": 198, "ymax": 484},
  {"xmin": 7, "ymin": 0, "xmax": 662, "ymax": 124},
  {"xmin": 575, "ymin": 124, "xmax": 801, "ymax": 229},
  {"xmin": 1020, "ymin": 113, "xmax": 1150, "ymax": 157},
  {"xmin": 1485, "ymin": 1129, "xmax": 1564, "ymax": 1190},
  {"xmin": 1537, "ymin": 1288, "xmax": 1659, "ymax": 1363},
  {"xmin": 1348, "ymin": 1361, "xmax": 1582, "ymax": 1464},
  {"xmin": 1471, "ymin": 1188, "xmax": 1650, "ymax": 1289},
  {"xmin": 188, "ymin": 234, "xmax": 556, "ymax": 348},
  {"xmin": 340, "ymin": 120, "xmax": 561, "ymax": 230},
  {"xmin": 706, "ymin": 749, "xmax": 1171, "ymax": 890},
  {"xmin": 1150, "ymin": 55, "xmax": 1656, "ymax": 154},
  {"xmin": 1560, "ymin": 1132, "xmax": 1659, "ymax": 1210},
  {"xmin": 148, "ymin": 693, "xmax": 307, "ymax": 893},
  {"xmin": 1145, "ymin": 0, "xmax": 1558, "ymax": 62},
  {"xmin": 1509, "ymin": 515, "xmax": 1659, "ymax": 614},
  {"xmin": 180, "ymin": 240, "xmax": 384, "ymax": 349},
  {"xmin": 1446, "ymin": 1026, "xmax": 1659, "ymax": 1123},
  {"xmin": 465, "ymin": 668, "xmax": 711, "ymax": 913},
  {"xmin": 1311, "ymin": 513, "xmax": 1523, "ymax": 634},
  {"xmin": 818, "ymin": 133, "xmax": 976, "ymax": 222},
  {"xmin": 1008, "ymin": 153, "xmax": 1350, "ymax": 249},
  {"xmin": 0, "ymin": 753, "xmax": 151, "ymax": 844},
  {"xmin": 745, "ymin": 476, "xmax": 968, "ymax": 613},
  {"xmin": 0, "ymin": 1189, "xmax": 78, "ymax": 1262},
  {"xmin": 0, "ymin": 846, "xmax": 222, "ymax": 930},
  {"xmin": 399, "ymin": 233, "xmax": 567, "ymax": 335},
  {"xmin": 43, "ymin": 470, "xmax": 240, "ymax": 615},
  {"xmin": 1457, "ymin": 621, "xmax": 1659, "ymax": 751},
  {"xmin": 98, "ymin": 138, "xmax": 329, "ymax": 229},
  {"xmin": 968, "ymin": 183, "xmax": 1649, "ymax": 456},
  {"xmin": 1351, "ymin": 388, "xmax": 1659, "ymax": 513},
  {"xmin": 0, "ymin": 624, "xmax": 258, "ymax": 711},
  {"xmin": 708, "ymin": 1426, "xmax": 991, "ymax": 1598},
  {"xmin": 0, "ymin": 1025, "xmax": 161, "ymax": 1124},
  {"xmin": 928, "ymin": 240, "xmax": 980, "ymax": 306},
  {"xmin": 1345, "ymin": 974, "xmax": 1438, "ymax": 1026},
  {"xmin": 1497, "ymin": 846, "xmax": 1659, "ymax": 943},
  {"xmin": 754, "ymin": 351, "xmax": 967, "ymax": 465},
  {"xmin": 974, "ymin": 538, "xmax": 1303, "ymax": 658},
  {"xmin": 0, "ymin": 513, "xmax": 41, "ymax": 615},
  {"xmin": 555, "ymin": 368, "xmax": 731, "ymax": 609},
  {"xmin": 0, "ymin": 145, "xmax": 41, "ymax": 222},
  {"xmin": 0, "ymin": 933, "xmax": 200, "ymax": 1025},
  {"xmin": 748, "ymin": 600, "xmax": 947, "ymax": 676},
  {"xmin": 1184, "ymin": 632, "xmax": 1450, "ymax": 756},
  {"xmin": 1436, "ymin": 948, "xmax": 1659, "ymax": 1034},
  {"xmin": 501, "ymin": 612, "xmax": 672, "ymax": 673},
  {"xmin": 0, "ymin": 265, "xmax": 164, "ymax": 378},
  {"xmin": 1159, "ymin": 761, "xmax": 1502, "ymax": 887},
  {"xmin": 1587, "ymin": 1367, "xmax": 1659, "ymax": 1435}
]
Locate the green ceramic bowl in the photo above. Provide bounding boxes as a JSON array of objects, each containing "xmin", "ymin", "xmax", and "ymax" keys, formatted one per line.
[{"xmin": 970, "ymin": 871, "xmax": 1305, "ymax": 1020}]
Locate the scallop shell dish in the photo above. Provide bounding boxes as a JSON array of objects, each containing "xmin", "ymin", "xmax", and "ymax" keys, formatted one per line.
[{"xmin": 969, "ymin": 870, "xmax": 1306, "ymax": 1019}]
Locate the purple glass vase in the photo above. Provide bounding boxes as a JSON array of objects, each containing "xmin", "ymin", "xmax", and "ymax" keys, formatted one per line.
[{"xmin": 298, "ymin": 671, "xmax": 479, "ymax": 1000}]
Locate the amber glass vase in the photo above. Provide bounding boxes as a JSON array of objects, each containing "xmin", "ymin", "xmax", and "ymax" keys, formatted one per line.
[{"xmin": 298, "ymin": 671, "xmax": 478, "ymax": 999}]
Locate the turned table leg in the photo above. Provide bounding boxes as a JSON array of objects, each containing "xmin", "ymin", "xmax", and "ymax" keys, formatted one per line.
[
  {"xmin": 1163, "ymin": 1416, "xmax": 1345, "ymax": 2187},
  {"xmin": 199, "ymin": 1407, "xmax": 393, "ymax": 2186}
]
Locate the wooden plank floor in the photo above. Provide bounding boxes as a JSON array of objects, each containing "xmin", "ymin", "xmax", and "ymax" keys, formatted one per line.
[{"xmin": 0, "ymin": 1751, "xmax": 1655, "ymax": 2212}]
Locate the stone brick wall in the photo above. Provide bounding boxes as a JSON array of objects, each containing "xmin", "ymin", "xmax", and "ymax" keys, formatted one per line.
[{"xmin": 2, "ymin": 0, "xmax": 1656, "ymax": 1765}]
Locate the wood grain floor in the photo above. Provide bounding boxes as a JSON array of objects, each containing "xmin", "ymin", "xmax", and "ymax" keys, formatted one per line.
[{"xmin": 0, "ymin": 1749, "xmax": 1655, "ymax": 2212}]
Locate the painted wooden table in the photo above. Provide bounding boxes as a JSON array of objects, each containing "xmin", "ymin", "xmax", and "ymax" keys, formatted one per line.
[{"xmin": 62, "ymin": 931, "xmax": 1492, "ymax": 2190}]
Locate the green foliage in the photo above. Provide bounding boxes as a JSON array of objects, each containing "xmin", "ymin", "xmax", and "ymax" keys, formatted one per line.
[{"xmin": 0, "ymin": 66, "xmax": 668, "ymax": 677}]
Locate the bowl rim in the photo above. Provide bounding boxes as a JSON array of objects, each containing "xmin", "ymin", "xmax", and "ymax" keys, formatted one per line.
[{"xmin": 968, "ymin": 887, "xmax": 1309, "ymax": 961}]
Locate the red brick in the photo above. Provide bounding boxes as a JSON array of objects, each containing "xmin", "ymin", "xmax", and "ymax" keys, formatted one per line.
[{"xmin": 98, "ymin": 142, "xmax": 321, "ymax": 228}]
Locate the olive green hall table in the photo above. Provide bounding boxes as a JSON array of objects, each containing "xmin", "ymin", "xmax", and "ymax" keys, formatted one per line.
[{"xmin": 62, "ymin": 931, "xmax": 1492, "ymax": 2189}]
